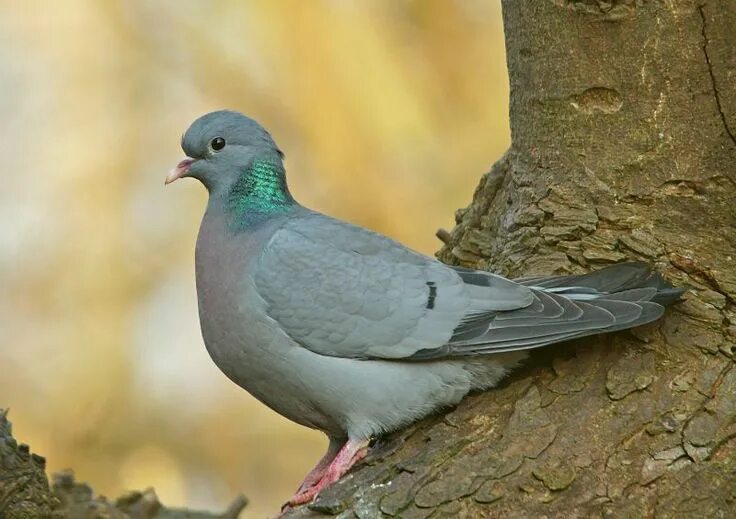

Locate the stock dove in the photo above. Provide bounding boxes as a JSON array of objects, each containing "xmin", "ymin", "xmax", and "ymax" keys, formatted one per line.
[{"xmin": 166, "ymin": 110, "xmax": 683, "ymax": 507}]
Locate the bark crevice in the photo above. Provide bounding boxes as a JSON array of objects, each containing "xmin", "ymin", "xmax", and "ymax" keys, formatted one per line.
[{"xmin": 698, "ymin": 3, "xmax": 736, "ymax": 150}]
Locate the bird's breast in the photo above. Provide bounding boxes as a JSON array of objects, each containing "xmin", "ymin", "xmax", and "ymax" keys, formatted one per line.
[
  {"xmin": 194, "ymin": 210, "xmax": 266, "ymax": 364},
  {"xmin": 192, "ymin": 210, "xmax": 333, "ymax": 428}
]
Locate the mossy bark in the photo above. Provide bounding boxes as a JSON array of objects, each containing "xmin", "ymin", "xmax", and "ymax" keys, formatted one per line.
[{"xmin": 285, "ymin": 1, "xmax": 736, "ymax": 517}]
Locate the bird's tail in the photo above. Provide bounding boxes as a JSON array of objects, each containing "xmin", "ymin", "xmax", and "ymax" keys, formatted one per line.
[{"xmin": 515, "ymin": 262, "xmax": 685, "ymax": 332}]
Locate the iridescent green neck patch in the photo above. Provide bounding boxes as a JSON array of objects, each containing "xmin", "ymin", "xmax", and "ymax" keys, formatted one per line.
[{"xmin": 226, "ymin": 159, "xmax": 294, "ymax": 230}]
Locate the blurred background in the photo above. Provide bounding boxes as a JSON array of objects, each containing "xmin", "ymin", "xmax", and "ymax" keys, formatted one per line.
[{"xmin": 0, "ymin": 1, "xmax": 509, "ymax": 516}]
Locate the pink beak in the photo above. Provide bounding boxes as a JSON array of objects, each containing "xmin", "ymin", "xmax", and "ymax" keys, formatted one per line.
[{"xmin": 165, "ymin": 158, "xmax": 196, "ymax": 185}]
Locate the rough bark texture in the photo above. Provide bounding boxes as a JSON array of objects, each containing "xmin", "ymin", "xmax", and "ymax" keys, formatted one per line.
[{"xmin": 283, "ymin": 1, "xmax": 736, "ymax": 517}]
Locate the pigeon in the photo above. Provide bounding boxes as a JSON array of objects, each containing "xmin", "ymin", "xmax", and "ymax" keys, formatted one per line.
[{"xmin": 166, "ymin": 110, "xmax": 684, "ymax": 507}]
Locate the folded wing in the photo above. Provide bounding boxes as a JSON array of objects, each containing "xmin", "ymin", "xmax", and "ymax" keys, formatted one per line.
[{"xmin": 254, "ymin": 214, "xmax": 674, "ymax": 361}]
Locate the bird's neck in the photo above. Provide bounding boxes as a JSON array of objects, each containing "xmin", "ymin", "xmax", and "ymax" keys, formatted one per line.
[{"xmin": 222, "ymin": 159, "xmax": 296, "ymax": 231}]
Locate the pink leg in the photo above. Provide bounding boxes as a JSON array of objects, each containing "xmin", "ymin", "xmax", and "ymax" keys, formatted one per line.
[
  {"xmin": 287, "ymin": 438, "xmax": 370, "ymax": 507},
  {"xmin": 294, "ymin": 437, "xmax": 343, "ymax": 494}
]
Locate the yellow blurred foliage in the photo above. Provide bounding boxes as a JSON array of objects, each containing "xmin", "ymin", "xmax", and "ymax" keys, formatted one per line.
[{"xmin": 0, "ymin": 1, "xmax": 508, "ymax": 516}]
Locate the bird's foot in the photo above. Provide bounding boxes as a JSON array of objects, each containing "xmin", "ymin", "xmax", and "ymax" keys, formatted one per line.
[
  {"xmin": 293, "ymin": 459, "xmax": 330, "ymax": 495},
  {"xmin": 284, "ymin": 438, "xmax": 370, "ymax": 509}
]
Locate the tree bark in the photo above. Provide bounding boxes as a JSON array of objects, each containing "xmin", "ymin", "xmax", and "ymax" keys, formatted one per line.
[{"xmin": 285, "ymin": 1, "xmax": 736, "ymax": 517}]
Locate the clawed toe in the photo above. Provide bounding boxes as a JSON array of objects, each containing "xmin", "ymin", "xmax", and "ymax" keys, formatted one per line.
[{"xmin": 280, "ymin": 438, "xmax": 371, "ymax": 514}]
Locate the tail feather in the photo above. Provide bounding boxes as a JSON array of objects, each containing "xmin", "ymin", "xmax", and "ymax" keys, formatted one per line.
[
  {"xmin": 650, "ymin": 287, "xmax": 686, "ymax": 306},
  {"xmin": 601, "ymin": 301, "xmax": 664, "ymax": 333},
  {"xmin": 516, "ymin": 262, "xmax": 683, "ymax": 337},
  {"xmin": 442, "ymin": 263, "xmax": 683, "ymax": 357},
  {"xmin": 591, "ymin": 298, "xmax": 646, "ymax": 325},
  {"xmin": 410, "ymin": 262, "xmax": 683, "ymax": 360},
  {"xmin": 516, "ymin": 262, "xmax": 686, "ymax": 306},
  {"xmin": 599, "ymin": 287, "xmax": 658, "ymax": 302}
]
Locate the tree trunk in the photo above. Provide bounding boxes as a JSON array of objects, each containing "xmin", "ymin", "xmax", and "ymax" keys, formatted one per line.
[{"xmin": 286, "ymin": 1, "xmax": 736, "ymax": 517}]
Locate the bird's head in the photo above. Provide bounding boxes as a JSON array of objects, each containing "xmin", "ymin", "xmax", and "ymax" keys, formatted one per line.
[{"xmin": 166, "ymin": 110, "xmax": 286, "ymax": 198}]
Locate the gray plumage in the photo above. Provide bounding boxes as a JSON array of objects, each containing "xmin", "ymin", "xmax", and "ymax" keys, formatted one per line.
[{"xmin": 169, "ymin": 111, "xmax": 683, "ymax": 498}]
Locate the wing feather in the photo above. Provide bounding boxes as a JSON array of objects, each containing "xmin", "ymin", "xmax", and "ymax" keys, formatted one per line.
[{"xmin": 254, "ymin": 213, "xmax": 534, "ymax": 360}]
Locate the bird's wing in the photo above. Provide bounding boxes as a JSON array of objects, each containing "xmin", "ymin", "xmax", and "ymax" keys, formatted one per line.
[{"xmin": 252, "ymin": 212, "xmax": 535, "ymax": 360}]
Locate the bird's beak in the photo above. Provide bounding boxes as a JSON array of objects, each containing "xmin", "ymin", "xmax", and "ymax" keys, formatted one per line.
[{"xmin": 165, "ymin": 158, "xmax": 196, "ymax": 185}]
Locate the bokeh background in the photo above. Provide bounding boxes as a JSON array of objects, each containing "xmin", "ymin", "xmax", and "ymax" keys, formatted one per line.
[{"xmin": 0, "ymin": 1, "xmax": 509, "ymax": 516}]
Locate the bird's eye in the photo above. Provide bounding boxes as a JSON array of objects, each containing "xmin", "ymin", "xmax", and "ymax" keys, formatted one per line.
[{"xmin": 210, "ymin": 137, "xmax": 226, "ymax": 152}]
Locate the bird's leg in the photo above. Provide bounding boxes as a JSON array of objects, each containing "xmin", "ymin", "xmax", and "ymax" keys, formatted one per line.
[
  {"xmin": 286, "ymin": 438, "xmax": 370, "ymax": 507},
  {"xmin": 294, "ymin": 437, "xmax": 344, "ymax": 494}
]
